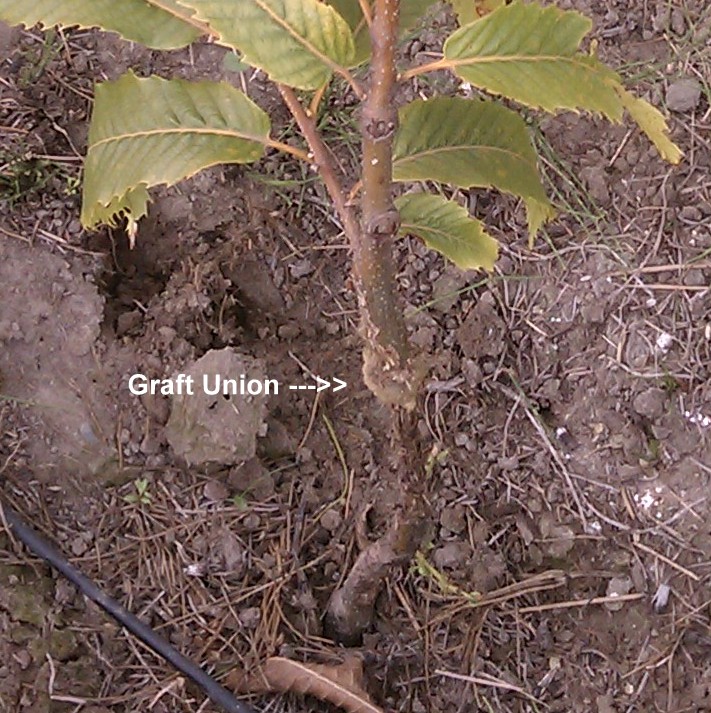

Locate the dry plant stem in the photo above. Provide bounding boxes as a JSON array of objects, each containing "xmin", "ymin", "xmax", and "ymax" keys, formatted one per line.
[{"xmin": 358, "ymin": 0, "xmax": 374, "ymax": 26}]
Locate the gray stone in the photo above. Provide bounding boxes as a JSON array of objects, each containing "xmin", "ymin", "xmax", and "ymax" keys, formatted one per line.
[
  {"xmin": 666, "ymin": 79, "xmax": 702, "ymax": 113},
  {"xmin": 432, "ymin": 542, "xmax": 470, "ymax": 569},
  {"xmin": 440, "ymin": 504, "xmax": 467, "ymax": 534},
  {"xmin": 165, "ymin": 348, "xmax": 268, "ymax": 466},
  {"xmin": 632, "ymin": 387, "xmax": 667, "ymax": 420}
]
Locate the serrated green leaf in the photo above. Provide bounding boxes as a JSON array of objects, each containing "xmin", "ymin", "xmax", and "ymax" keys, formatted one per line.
[
  {"xmin": 448, "ymin": 0, "xmax": 504, "ymax": 26},
  {"xmin": 443, "ymin": 1, "xmax": 623, "ymax": 117},
  {"xmin": 176, "ymin": 0, "xmax": 354, "ymax": 90},
  {"xmin": 616, "ymin": 88, "xmax": 682, "ymax": 164},
  {"xmin": 396, "ymin": 193, "xmax": 498, "ymax": 270},
  {"xmin": 0, "ymin": 0, "xmax": 201, "ymax": 49},
  {"xmin": 81, "ymin": 72, "xmax": 270, "ymax": 235},
  {"xmin": 394, "ymin": 97, "xmax": 555, "ymax": 237},
  {"xmin": 326, "ymin": 0, "xmax": 434, "ymax": 66},
  {"xmin": 324, "ymin": 0, "xmax": 369, "ymax": 63}
]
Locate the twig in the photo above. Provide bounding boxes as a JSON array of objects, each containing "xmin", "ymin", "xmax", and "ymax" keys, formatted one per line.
[
  {"xmin": 518, "ymin": 592, "xmax": 644, "ymax": 614},
  {"xmin": 435, "ymin": 669, "xmax": 543, "ymax": 705},
  {"xmin": 633, "ymin": 539, "xmax": 700, "ymax": 582}
]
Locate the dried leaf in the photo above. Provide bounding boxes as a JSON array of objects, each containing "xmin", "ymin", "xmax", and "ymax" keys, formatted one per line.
[{"xmin": 229, "ymin": 656, "xmax": 383, "ymax": 713}]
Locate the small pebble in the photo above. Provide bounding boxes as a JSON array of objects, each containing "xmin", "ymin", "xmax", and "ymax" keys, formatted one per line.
[{"xmin": 666, "ymin": 79, "xmax": 702, "ymax": 113}]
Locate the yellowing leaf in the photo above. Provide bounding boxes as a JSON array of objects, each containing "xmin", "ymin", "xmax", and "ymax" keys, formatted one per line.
[
  {"xmin": 443, "ymin": 1, "xmax": 623, "ymax": 117},
  {"xmin": 81, "ymin": 72, "xmax": 270, "ymax": 233},
  {"xmin": 0, "ymin": 0, "xmax": 201, "ymax": 49},
  {"xmin": 393, "ymin": 97, "xmax": 554, "ymax": 237},
  {"xmin": 176, "ymin": 0, "xmax": 355, "ymax": 90},
  {"xmin": 448, "ymin": 0, "xmax": 504, "ymax": 26},
  {"xmin": 526, "ymin": 199, "xmax": 556, "ymax": 246},
  {"xmin": 396, "ymin": 193, "xmax": 499, "ymax": 270},
  {"xmin": 616, "ymin": 88, "xmax": 683, "ymax": 164}
]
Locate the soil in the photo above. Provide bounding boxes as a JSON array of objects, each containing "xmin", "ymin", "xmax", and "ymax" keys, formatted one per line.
[{"xmin": 1, "ymin": 2, "xmax": 710, "ymax": 712}]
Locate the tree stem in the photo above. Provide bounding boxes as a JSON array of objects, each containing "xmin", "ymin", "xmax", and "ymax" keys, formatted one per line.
[
  {"xmin": 324, "ymin": 0, "xmax": 429, "ymax": 645},
  {"xmin": 353, "ymin": 0, "xmax": 419, "ymax": 409},
  {"xmin": 279, "ymin": 2, "xmax": 429, "ymax": 645}
]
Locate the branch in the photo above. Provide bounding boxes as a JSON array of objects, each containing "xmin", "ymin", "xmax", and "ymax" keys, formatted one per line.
[
  {"xmin": 278, "ymin": 85, "xmax": 359, "ymax": 239},
  {"xmin": 324, "ymin": 0, "xmax": 431, "ymax": 644},
  {"xmin": 358, "ymin": 0, "xmax": 373, "ymax": 27}
]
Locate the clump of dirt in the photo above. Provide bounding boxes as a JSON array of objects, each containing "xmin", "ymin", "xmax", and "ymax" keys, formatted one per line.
[
  {"xmin": 0, "ymin": 238, "xmax": 117, "ymax": 481},
  {"xmin": 165, "ymin": 348, "xmax": 268, "ymax": 466}
]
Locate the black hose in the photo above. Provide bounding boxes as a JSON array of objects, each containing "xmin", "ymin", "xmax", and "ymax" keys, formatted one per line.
[{"xmin": 1, "ymin": 501, "xmax": 257, "ymax": 713}]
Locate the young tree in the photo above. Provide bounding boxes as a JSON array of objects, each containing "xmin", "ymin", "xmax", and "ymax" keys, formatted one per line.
[{"xmin": 0, "ymin": 0, "xmax": 681, "ymax": 644}]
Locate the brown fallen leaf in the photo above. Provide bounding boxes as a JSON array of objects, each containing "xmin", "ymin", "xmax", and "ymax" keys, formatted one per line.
[{"xmin": 228, "ymin": 656, "xmax": 384, "ymax": 713}]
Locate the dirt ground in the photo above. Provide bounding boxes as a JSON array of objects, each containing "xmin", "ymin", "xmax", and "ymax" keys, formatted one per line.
[{"xmin": 1, "ymin": 1, "xmax": 710, "ymax": 712}]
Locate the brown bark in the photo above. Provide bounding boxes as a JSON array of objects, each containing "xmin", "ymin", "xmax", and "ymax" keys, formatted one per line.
[
  {"xmin": 279, "ymin": 0, "xmax": 429, "ymax": 645},
  {"xmin": 322, "ymin": 0, "xmax": 431, "ymax": 645},
  {"xmin": 325, "ymin": 408, "xmax": 429, "ymax": 644},
  {"xmin": 353, "ymin": 0, "xmax": 422, "ymax": 411}
]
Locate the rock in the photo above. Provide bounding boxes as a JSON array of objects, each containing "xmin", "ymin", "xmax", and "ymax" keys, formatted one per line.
[
  {"xmin": 666, "ymin": 79, "xmax": 702, "ymax": 113},
  {"xmin": 226, "ymin": 257, "xmax": 284, "ymax": 314},
  {"xmin": 277, "ymin": 322, "xmax": 301, "ymax": 340},
  {"xmin": 440, "ymin": 504, "xmax": 467, "ymax": 534},
  {"xmin": 462, "ymin": 358, "xmax": 483, "ymax": 388},
  {"xmin": 596, "ymin": 694, "xmax": 617, "ymax": 713},
  {"xmin": 411, "ymin": 325, "xmax": 436, "ymax": 350},
  {"xmin": 116, "ymin": 310, "xmax": 142, "ymax": 336},
  {"xmin": 670, "ymin": 8, "xmax": 686, "ymax": 35},
  {"xmin": 457, "ymin": 292, "xmax": 505, "ymax": 359},
  {"xmin": 470, "ymin": 546, "xmax": 507, "ymax": 591},
  {"xmin": 580, "ymin": 166, "xmax": 611, "ymax": 205},
  {"xmin": 539, "ymin": 512, "xmax": 576, "ymax": 559},
  {"xmin": 320, "ymin": 508, "xmax": 343, "ymax": 532},
  {"xmin": 165, "ymin": 348, "xmax": 268, "ymax": 466},
  {"xmin": 228, "ymin": 457, "xmax": 273, "ymax": 499},
  {"xmin": 202, "ymin": 480, "xmax": 229, "ymax": 503},
  {"xmin": 258, "ymin": 418, "xmax": 296, "ymax": 459},
  {"xmin": 605, "ymin": 575, "xmax": 633, "ymax": 611},
  {"xmin": 432, "ymin": 542, "xmax": 470, "ymax": 569},
  {"xmin": 70, "ymin": 535, "xmax": 89, "ymax": 556},
  {"xmin": 431, "ymin": 268, "xmax": 468, "ymax": 312},
  {"xmin": 680, "ymin": 205, "xmax": 702, "ymax": 221},
  {"xmin": 632, "ymin": 387, "xmax": 666, "ymax": 420},
  {"xmin": 14, "ymin": 649, "xmax": 31, "ymax": 670},
  {"xmin": 289, "ymin": 258, "xmax": 314, "ymax": 279},
  {"xmin": 216, "ymin": 530, "xmax": 245, "ymax": 575},
  {"xmin": 238, "ymin": 607, "xmax": 261, "ymax": 629}
]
